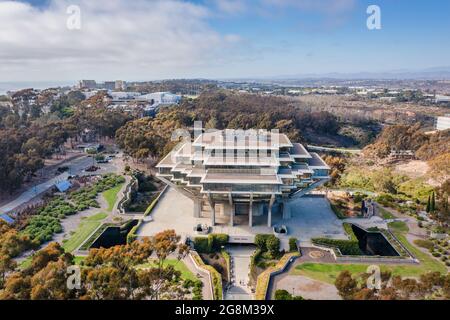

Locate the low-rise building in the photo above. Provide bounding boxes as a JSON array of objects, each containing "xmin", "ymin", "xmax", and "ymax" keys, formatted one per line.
[{"xmin": 436, "ymin": 115, "xmax": 450, "ymax": 131}]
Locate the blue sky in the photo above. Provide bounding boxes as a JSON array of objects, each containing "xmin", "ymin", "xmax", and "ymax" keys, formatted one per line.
[{"xmin": 0, "ymin": 0, "xmax": 449, "ymax": 81}]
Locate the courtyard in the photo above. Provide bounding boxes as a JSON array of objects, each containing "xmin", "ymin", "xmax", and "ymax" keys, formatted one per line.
[{"xmin": 136, "ymin": 187, "xmax": 347, "ymax": 247}]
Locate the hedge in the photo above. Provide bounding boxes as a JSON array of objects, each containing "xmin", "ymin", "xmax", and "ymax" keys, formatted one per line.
[
  {"xmin": 194, "ymin": 237, "xmax": 211, "ymax": 253},
  {"xmin": 194, "ymin": 234, "xmax": 229, "ymax": 253},
  {"xmin": 343, "ymin": 223, "xmax": 358, "ymax": 241},
  {"xmin": 289, "ymin": 237, "xmax": 298, "ymax": 252},
  {"xmin": 311, "ymin": 238, "xmax": 362, "ymax": 255}
]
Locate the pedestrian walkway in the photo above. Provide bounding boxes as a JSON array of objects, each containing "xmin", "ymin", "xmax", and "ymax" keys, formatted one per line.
[
  {"xmin": 224, "ymin": 246, "xmax": 254, "ymax": 300},
  {"xmin": 0, "ymin": 172, "xmax": 70, "ymax": 214}
]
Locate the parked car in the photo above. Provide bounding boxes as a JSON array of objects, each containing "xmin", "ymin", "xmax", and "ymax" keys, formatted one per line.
[{"xmin": 85, "ymin": 166, "xmax": 100, "ymax": 172}]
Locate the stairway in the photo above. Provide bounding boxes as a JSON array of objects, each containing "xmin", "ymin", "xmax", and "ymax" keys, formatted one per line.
[{"xmin": 224, "ymin": 247, "xmax": 254, "ymax": 300}]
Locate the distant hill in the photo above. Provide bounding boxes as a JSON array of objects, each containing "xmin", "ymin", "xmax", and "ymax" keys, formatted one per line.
[
  {"xmin": 364, "ymin": 124, "xmax": 450, "ymax": 160},
  {"xmin": 230, "ymin": 67, "xmax": 450, "ymax": 81}
]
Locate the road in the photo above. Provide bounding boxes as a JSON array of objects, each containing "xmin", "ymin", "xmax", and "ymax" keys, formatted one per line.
[
  {"xmin": 0, "ymin": 155, "xmax": 117, "ymax": 214},
  {"xmin": 307, "ymin": 145, "xmax": 362, "ymax": 154}
]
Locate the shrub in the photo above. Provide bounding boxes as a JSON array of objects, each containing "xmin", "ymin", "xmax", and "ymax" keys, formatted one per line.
[
  {"xmin": 289, "ymin": 237, "xmax": 298, "ymax": 252},
  {"xmin": 275, "ymin": 289, "xmax": 292, "ymax": 300},
  {"xmin": 274, "ymin": 289, "xmax": 304, "ymax": 300},
  {"xmin": 266, "ymin": 235, "xmax": 280, "ymax": 257},
  {"xmin": 312, "ymin": 238, "xmax": 362, "ymax": 255},
  {"xmin": 194, "ymin": 237, "xmax": 211, "ymax": 253},
  {"xmin": 208, "ymin": 233, "xmax": 229, "ymax": 250},
  {"xmin": 413, "ymin": 239, "xmax": 435, "ymax": 250},
  {"xmin": 432, "ymin": 252, "xmax": 441, "ymax": 257},
  {"xmin": 255, "ymin": 234, "xmax": 271, "ymax": 251}
]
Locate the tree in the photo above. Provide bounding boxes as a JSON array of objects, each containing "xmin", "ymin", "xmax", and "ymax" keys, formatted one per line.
[
  {"xmin": 0, "ymin": 254, "xmax": 16, "ymax": 289},
  {"xmin": 426, "ymin": 195, "xmax": 431, "ymax": 213},
  {"xmin": 335, "ymin": 270, "xmax": 358, "ymax": 300},
  {"xmin": 431, "ymin": 192, "xmax": 436, "ymax": 212},
  {"xmin": 266, "ymin": 235, "xmax": 280, "ymax": 258},
  {"xmin": 288, "ymin": 237, "xmax": 298, "ymax": 252}
]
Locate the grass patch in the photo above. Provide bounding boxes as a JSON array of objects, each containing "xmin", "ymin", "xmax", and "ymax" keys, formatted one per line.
[
  {"xmin": 136, "ymin": 259, "xmax": 197, "ymax": 282},
  {"xmin": 62, "ymin": 212, "xmax": 107, "ymax": 253},
  {"xmin": 103, "ymin": 183, "xmax": 124, "ymax": 212},
  {"xmin": 388, "ymin": 221, "xmax": 409, "ymax": 233},
  {"xmin": 74, "ymin": 256, "xmax": 86, "ymax": 265},
  {"xmin": 392, "ymin": 231, "xmax": 446, "ymax": 274},
  {"xmin": 378, "ymin": 206, "xmax": 396, "ymax": 219},
  {"xmin": 19, "ymin": 256, "xmax": 32, "ymax": 270}
]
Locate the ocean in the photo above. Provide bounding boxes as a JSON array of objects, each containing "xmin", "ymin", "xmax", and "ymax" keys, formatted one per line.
[{"xmin": 0, "ymin": 81, "xmax": 75, "ymax": 95}]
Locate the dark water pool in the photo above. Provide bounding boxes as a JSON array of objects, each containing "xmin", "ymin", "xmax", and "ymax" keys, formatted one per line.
[
  {"xmin": 351, "ymin": 224, "xmax": 399, "ymax": 256},
  {"xmin": 90, "ymin": 219, "xmax": 139, "ymax": 249}
]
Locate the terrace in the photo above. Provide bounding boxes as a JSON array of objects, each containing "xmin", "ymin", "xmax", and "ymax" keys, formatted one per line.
[{"xmin": 136, "ymin": 187, "xmax": 347, "ymax": 249}]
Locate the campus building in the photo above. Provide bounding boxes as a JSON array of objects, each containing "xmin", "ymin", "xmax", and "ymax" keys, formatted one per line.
[
  {"xmin": 156, "ymin": 129, "xmax": 330, "ymax": 228},
  {"xmin": 436, "ymin": 115, "xmax": 450, "ymax": 131}
]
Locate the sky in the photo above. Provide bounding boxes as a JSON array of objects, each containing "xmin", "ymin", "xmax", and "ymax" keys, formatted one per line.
[{"xmin": 0, "ymin": 0, "xmax": 449, "ymax": 82}]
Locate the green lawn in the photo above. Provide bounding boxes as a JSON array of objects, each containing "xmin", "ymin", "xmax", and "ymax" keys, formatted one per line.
[
  {"xmin": 388, "ymin": 221, "xmax": 409, "ymax": 233},
  {"xmin": 19, "ymin": 256, "xmax": 32, "ymax": 270},
  {"xmin": 292, "ymin": 226, "xmax": 447, "ymax": 284},
  {"xmin": 103, "ymin": 183, "xmax": 124, "ymax": 212},
  {"xmin": 74, "ymin": 256, "xmax": 86, "ymax": 265},
  {"xmin": 62, "ymin": 212, "xmax": 108, "ymax": 253},
  {"xmin": 378, "ymin": 206, "xmax": 396, "ymax": 219},
  {"xmin": 136, "ymin": 259, "xmax": 197, "ymax": 281}
]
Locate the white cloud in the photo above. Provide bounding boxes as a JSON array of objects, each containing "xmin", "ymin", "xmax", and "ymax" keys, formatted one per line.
[
  {"xmin": 213, "ymin": 0, "xmax": 356, "ymax": 15},
  {"xmin": 261, "ymin": 0, "xmax": 356, "ymax": 14},
  {"xmin": 0, "ymin": 0, "xmax": 241, "ymax": 81},
  {"xmin": 212, "ymin": 0, "xmax": 247, "ymax": 15}
]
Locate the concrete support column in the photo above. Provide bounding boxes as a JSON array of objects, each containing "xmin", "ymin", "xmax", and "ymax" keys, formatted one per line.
[
  {"xmin": 211, "ymin": 206, "xmax": 216, "ymax": 226},
  {"xmin": 207, "ymin": 192, "xmax": 215, "ymax": 226},
  {"xmin": 249, "ymin": 193, "xmax": 253, "ymax": 227},
  {"xmin": 230, "ymin": 205, "xmax": 234, "ymax": 227},
  {"xmin": 193, "ymin": 199, "xmax": 201, "ymax": 218},
  {"xmin": 282, "ymin": 199, "xmax": 291, "ymax": 220},
  {"xmin": 229, "ymin": 193, "xmax": 234, "ymax": 227},
  {"xmin": 268, "ymin": 194, "xmax": 275, "ymax": 227}
]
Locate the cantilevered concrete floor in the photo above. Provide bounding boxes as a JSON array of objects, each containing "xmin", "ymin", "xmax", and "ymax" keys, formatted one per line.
[{"xmin": 136, "ymin": 187, "xmax": 347, "ymax": 247}]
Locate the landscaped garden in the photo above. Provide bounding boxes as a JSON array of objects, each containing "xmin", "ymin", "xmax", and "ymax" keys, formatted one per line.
[
  {"xmin": 103, "ymin": 183, "xmax": 124, "ymax": 212},
  {"xmin": 328, "ymin": 192, "xmax": 368, "ymax": 218},
  {"xmin": 124, "ymin": 172, "xmax": 164, "ymax": 213},
  {"xmin": 193, "ymin": 234, "xmax": 230, "ymax": 285},
  {"xmin": 20, "ymin": 174, "xmax": 125, "ymax": 245},
  {"xmin": 293, "ymin": 222, "xmax": 447, "ymax": 284},
  {"xmin": 62, "ymin": 212, "xmax": 108, "ymax": 253}
]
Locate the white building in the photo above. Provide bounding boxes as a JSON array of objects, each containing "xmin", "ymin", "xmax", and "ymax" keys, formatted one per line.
[
  {"xmin": 436, "ymin": 115, "xmax": 450, "ymax": 131},
  {"xmin": 435, "ymin": 95, "xmax": 450, "ymax": 103},
  {"xmin": 137, "ymin": 92, "xmax": 181, "ymax": 105}
]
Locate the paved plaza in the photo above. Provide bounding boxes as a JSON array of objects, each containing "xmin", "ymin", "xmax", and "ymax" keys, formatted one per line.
[{"xmin": 137, "ymin": 188, "xmax": 347, "ymax": 246}]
